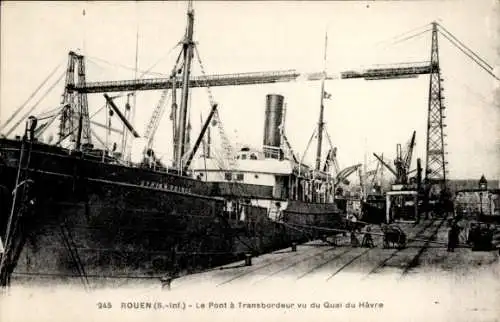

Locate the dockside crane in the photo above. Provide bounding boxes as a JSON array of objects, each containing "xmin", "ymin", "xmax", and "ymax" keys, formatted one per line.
[
  {"xmin": 368, "ymin": 154, "xmax": 384, "ymax": 194},
  {"xmin": 323, "ymin": 147, "xmax": 357, "ymax": 185},
  {"xmin": 334, "ymin": 164, "xmax": 363, "ymax": 187},
  {"xmin": 373, "ymin": 130, "xmax": 416, "ymax": 186}
]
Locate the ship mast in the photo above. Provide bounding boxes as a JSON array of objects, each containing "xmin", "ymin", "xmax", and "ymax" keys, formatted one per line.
[
  {"xmin": 175, "ymin": 1, "xmax": 195, "ymax": 170},
  {"xmin": 315, "ymin": 32, "xmax": 328, "ymax": 171}
]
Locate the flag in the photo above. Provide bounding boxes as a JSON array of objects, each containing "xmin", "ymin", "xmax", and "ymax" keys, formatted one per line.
[{"xmin": 323, "ymin": 91, "xmax": 332, "ymax": 99}]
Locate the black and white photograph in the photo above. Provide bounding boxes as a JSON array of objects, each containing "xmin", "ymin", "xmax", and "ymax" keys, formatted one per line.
[{"xmin": 0, "ymin": 1, "xmax": 499, "ymax": 321}]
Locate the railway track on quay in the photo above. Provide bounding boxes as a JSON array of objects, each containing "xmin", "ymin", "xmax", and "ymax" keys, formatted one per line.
[
  {"xmin": 224, "ymin": 218, "xmax": 446, "ymax": 285},
  {"xmin": 171, "ymin": 216, "xmax": 493, "ymax": 289},
  {"xmin": 315, "ymin": 218, "xmax": 443, "ymax": 283}
]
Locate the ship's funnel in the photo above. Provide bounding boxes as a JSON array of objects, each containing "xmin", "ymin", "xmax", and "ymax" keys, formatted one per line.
[{"xmin": 263, "ymin": 94, "xmax": 284, "ymax": 159}]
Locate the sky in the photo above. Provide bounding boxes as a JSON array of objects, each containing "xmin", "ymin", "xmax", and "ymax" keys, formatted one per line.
[{"xmin": 1, "ymin": 0, "xmax": 499, "ymax": 181}]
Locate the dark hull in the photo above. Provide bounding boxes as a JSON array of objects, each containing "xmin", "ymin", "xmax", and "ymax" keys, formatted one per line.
[
  {"xmin": 283, "ymin": 200, "xmax": 346, "ymax": 240},
  {"xmin": 0, "ymin": 138, "xmax": 343, "ymax": 287},
  {"xmin": 361, "ymin": 194, "xmax": 386, "ymax": 225},
  {"xmin": 0, "ymin": 148, "xmax": 231, "ymax": 286},
  {"xmin": 361, "ymin": 202, "xmax": 386, "ymax": 224}
]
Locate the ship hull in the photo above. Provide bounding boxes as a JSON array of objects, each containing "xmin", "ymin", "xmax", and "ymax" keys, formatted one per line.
[
  {"xmin": 283, "ymin": 200, "xmax": 346, "ymax": 241},
  {"xmin": 0, "ymin": 138, "xmax": 346, "ymax": 287},
  {"xmin": 0, "ymin": 148, "xmax": 237, "ymax": 287},
  {"xmin": 0, "ymin": 139, "xmax": 260, "ymax": 287}
]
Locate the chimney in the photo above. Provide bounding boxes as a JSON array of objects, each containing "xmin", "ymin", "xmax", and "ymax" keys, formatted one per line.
[{"xmin": 262, "ymin": 94, "xmax": 284, "ymax": 159}]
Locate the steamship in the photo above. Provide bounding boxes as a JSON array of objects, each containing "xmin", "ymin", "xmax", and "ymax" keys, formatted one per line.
[
  {"xmin": 0, "ymin": 4, "xmax": 346, "ymax": 288},
  {"xmin": 191, "ymin": 93, "xmax": 346, "ymax": 253}
]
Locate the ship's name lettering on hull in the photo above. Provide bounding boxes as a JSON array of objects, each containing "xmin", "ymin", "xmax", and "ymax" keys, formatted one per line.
[{"xmin": 140, "ymin": 180, "xmax": 191, "ymax": 194}]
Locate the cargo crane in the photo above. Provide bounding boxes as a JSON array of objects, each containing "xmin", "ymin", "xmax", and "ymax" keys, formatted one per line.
[
  {"xmin": 373, "ymin": 130, "xmax": 416, "ymax": 186},
  {"xmin": 368, "ymin": 155, "xmax": 384, "ymax": 194},
  {"xmin": 359, "ymin": 166, "xmax": 382, "ymax": 200},
  {"xmin": 373, "ymin": 131, "xmax": 425, "ymax": 222},
  {"xmin": 335, "ymin": 164, "xmax": 363, "ymax": 187},
  {"xmin": 322, "ymin": 146, "xmax": 362, "ymax": 194}
]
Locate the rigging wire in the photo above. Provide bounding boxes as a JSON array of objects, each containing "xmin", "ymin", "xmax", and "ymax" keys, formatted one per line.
[
  {"xmin": 85, "ymin": 42, "xmax": 181, "ymax": 79},
  {"xmin": 137, "ymin": 42, "xmax": 182, "ymax": 79},
  {"xmin": 86, "ymin": 56, "xmax": 167, "ymax": 77},
  {"xmin": 192, "ymin": 44, "xmax": 238, "ymax": 171},
  {"xmin": 33, "ymin": 105, "xmax": 65, "ymax": 119},
  {"xmin": 34, "ymin": 113, "xmax": 61, "ymax": 139},
  {"xmin": 143, "ymin": 49, "xmax": 183, "ymax": 156},
  {"xmin": 35, "ymin": 112, "xmax": 60, "ymax": 122},
  {"xmin": 4, "ymin": 70, "xmax": 66, "ymax": 137},
  {"xmin": 56, "ymin": 103, "xmax": 112, "ymax": 147},
  {"xmin": 0, "ymin": 61, "xmax": 63, "ymax": 132}
]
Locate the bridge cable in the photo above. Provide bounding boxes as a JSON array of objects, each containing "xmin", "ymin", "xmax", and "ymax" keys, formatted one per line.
[
  {"xmin": 372, "ymin": 22, "xmax": 432, "ymax": 48},
  {"xmin": 437, "ymin": 23, "xmax": 493, "ymax": 70},
  {"xmin": 390, "ymin": 28, "xmax": 432, "ymax": 46},
  {"xmin": 437, "ymin": 26, "xmax": 499, "ymax": 81}
]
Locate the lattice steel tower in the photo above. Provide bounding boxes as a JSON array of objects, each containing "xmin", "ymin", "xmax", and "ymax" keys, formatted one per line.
[
  {"xmin": 58, "ymin": 51, "xmax": 92, "ymax": 149},
  {"xmin": 425, "ymin": 22, "xmax": 447, "ymax": 189}
]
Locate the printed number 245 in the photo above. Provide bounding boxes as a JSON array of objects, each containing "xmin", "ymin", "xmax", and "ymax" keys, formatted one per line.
[{"xmin": 97, "ymin": 302, "xmax": 112, "ymax": 309}]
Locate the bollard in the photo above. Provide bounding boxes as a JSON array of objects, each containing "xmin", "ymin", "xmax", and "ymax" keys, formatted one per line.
[
  {"xmin": 245, "ymin": 253, "xmax": 252, "ymax": 266},
  {"xmin": 160, "ymin": 276, "xmax": 173, "ymax": 291},
  {"xmin": 291, "ymin": 243, "xmax": 297, "ymax": 252}
]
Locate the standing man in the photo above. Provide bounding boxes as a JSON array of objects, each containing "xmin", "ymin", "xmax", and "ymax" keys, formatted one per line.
[
  {"xmin": 447, "ymin": 220, "xmax": 459, "ymax": 252},
  {"xmin": 361, "ymin": 226, "xmax": 374, "ymax": 248}
]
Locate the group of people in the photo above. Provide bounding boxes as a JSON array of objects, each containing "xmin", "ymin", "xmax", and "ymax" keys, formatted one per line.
[
  {"xmin": 467, "ymin": 222, "xmax": 496, "ymax": 251},
  {"xmin": 345, "ymin": 212, "xmax": 497, "ymax": 252},
  {"xmin": 346, "ymin": 224, "xmax": 374, "ymax": 248},
  {"xmin": 447, "ymin": 218, "xmax": 498, "ymax": 252}
]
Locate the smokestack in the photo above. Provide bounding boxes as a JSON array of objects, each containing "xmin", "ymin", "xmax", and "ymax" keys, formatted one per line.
[
  {"xmin": 263, "ymin": 94, "xmax": 284, "ymax": 159},
  {"xmin": 417, "ymin": 158, "xmax": 422, "ymax": 188}
]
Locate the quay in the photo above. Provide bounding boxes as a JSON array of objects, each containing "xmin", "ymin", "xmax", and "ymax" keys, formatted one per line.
[{"xmin": 170, "ymin": 218, "xmax": 499, "ymax": 290}]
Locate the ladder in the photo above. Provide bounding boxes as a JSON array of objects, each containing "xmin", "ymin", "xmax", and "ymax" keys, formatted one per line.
[{"xmin": 194, "ymin": 45, "xmax": 237, "ymax": 171}]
